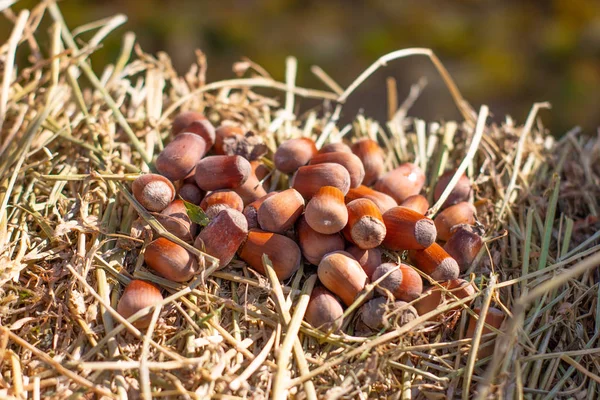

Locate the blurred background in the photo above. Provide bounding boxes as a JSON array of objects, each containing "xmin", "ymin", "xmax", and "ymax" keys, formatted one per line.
[{"xmin": 5, "ymin": 0, "xmax": 600, "ymax": 135}]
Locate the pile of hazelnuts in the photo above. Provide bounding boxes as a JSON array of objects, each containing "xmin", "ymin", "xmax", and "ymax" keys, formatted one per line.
[{"xmin": 117, "ymin": 110, "xmax": 495, "ymax": 338}]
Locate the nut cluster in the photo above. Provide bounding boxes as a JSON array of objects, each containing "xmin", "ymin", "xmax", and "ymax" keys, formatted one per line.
[{"xmin": 119, "ymin": 111, "xmax": 499, "ymax": 339}]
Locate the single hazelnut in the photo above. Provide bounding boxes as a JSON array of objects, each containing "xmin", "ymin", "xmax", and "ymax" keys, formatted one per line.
[
  {"xmin": 214, "ymin": 125, "xmax": 245, "ymax": 155},
  {"xmin": 443, "ymin": 224, "xmax": 484, "ymax": 271},
  {"xmin": 296, "ymin": 216, "xmax": 345, "ymax": 265},
  {"xmin": 291, "ymin": 163, "xmax": 351, "ymax": 200},
  {"xmin": 351, "ymin": 138, "xmax": 385, "ymax": 186},
  {"xmin": 319, "ymin": 142, "xmax": 352, "ymax": 154},
  {"xmin": 434, "ymin": 170, "xmax": 472, "ymax": 209},
  {"xmin": 238, "ymin": 229, "xmax": 301, "ymax": 280},
  {"xmin": 144, "ymin": 238, "xmax": 199, "ymax": 282},
  {"xmin": 132, "ymin": 174, "xmax": 176, "ymax": 212},
  {"xmin": 257, "ymin": 188, "xmax": 305, "ymax": 233},
  {"xmin": 194, "ymin": 155, "xmax": 251, "ymax": 191},
  {"xmin": 345, "ymin": 245, "xmax": 382, "ymax": 279},
  {"xmin": 345, "ymin": 185, "xmax": 397, "ymax": 213},
  {"xmin": 178, "ymin": 183, "xmax": 204, "ymax": 205},
  {"xmin": 359, "ymin": 297, "xmax": 418, "ymax": 330},
  {"xmin": 309, "ymin": 151, "xmax": 365, "ymax": 188},
  {"xmin": 400, "ymin": 194, "xmax": 429, "ymax": 215},
  {"xmin": 304, "ymin": 286, "xmax": 344, "ymax": 332},
  {"xmin": 414, "ymin": 279, "xmax": 476, "ymax": 316},
  {"xmin": 382, "ymin": 206, "xmax": 436, "ymax": 250},
  {"xmin": 180, "ymin": 119, "xmax": 216, "ymax": 150},
  {"xmin": 374, "ymin": 163, "xmax": 425, "ymax": 204},
  {"xmin": 156, "ymin": 199, "xmax": 197, "ymax": 242},
  {"xmin": 305, "ymin": 186, "xmax": 348, "ymax": 234},
  {"xmin": 318, "ymin": 252, "xmax": 367, "ymax": 306},
  {"xmin": 117, "ymin": 280, "xmax": 163, "ymax": 329},
  {"xmin": 195, "ymin": 208, "xmax": 248, "ymax": 268},
  {"xmin": 156, "ymin": 133, "xmax": 207, "ymax": 181},
  {"xmin": 434, "ymin": 202, "xmax": 476, "ymax": 241},
  {"xmin": 343, "ymin": 198, "xmax": 386, "ymax": 249},
  {"xmin": 171, "ymin": 111, "xmax": 206, "ymax": 136},
  {"xmin": 408, "ymin": 243, "xmax": 459, "ymax": 282},
  {"xmin": 274, "ymin": 137, "xmax": 318, "ymax": 174},
  {"xmin": 243, "ymin": 192, "xmax": 278, "ymax": 229},
  {"xmin": 200, "ymin": 189, "xmax": 244, "ymax": 219}
]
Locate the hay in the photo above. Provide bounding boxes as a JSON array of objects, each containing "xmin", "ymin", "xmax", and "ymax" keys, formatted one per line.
[{"xmin": 1, "ymin": 3, "xmax": 599, "ymax": 399}]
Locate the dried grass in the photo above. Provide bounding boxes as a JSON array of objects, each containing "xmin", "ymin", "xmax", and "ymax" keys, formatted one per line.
[{"xmin": 1, "ymin": 2, "xmax": 599, "ymax": 399}]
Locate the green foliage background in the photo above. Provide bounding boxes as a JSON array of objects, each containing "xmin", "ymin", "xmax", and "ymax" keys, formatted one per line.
[{"xmin": 4, "ymin": 0, "xmax": 600, "ymax": 134}]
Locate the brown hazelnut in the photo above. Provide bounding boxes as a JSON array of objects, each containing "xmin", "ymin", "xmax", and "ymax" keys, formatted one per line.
[
  {"xmin": 305, "ymin": 186, "xmax": 348, "ymax": 234},
  {"xmin": 351, "ymin": 138, "xmax": 385, "ymax": 186},
  {"xmin": 257, "ymin": 188, "xmax": 304, "ymax": 233},
  {"xmin": 178, "ymin": 183, "xmax": 204, "ymax": 205},
  {"xmin": 180, "ymin": 119, "xmax": 216, "ymax": 150},
  {"xmin": 372, "ymin": 263, "xmax": 423, "ymax": 302},
  {"xmin": 408, "ymin": 243, "xmax": 459, "ymax": 282},
  {"xmin": 434, "ymin": 170, "xmax": 472, "ymax": 209},
  {"xmin": 318, "ymin": 252, "xmax": 367, "ymax": 306},
  {"xmin": 443, "ymin": 224, "xmax": 484, "ymax": 271},
  {"xmin": 200, "ymin": 190, "xmax": 244, "ymax": 219},
  {"xmin": 359, "ymin": 297, "xmax": 418, "ymax": 330},
  {"xmin": 296, "ymin": 216, "xmax": 345, "ymax": 265},
  {"xmin": 382, "ymin": 206, "xmax": 437, "ymax": 250},
  {"xmin": 374, "ymin": 163, "xmax": 425, "ymax": 204},
  {"xmin": 214, "ymin": 125, "xmax": 245, "ymax": 155},
  {"xmin": 243, "ymin": 192, "xmax": 278, "ymax": 229},
  {"xmin": 343, "ymin": 198, "xmax": 386, "ymax": 249},
  {"xmin": 414, "ymin": 279, "xmax": 476, "ymax": 316},
  {"xmin": 309, "ymin": 151, "xmax": 365, "ymax": 188},
  {"xmin": 345, "ymin": 185, "xmax": 397, "ymax": 213},
  {"xmin": 156, "ymin": 133, "xmax": 207, "ymax": 181},
  {"xmin": 238, "ymin": 229, "xmax": 301, "ymax": 280},
  {"xmin": 117, "ymin": 280, "xmax": 163, "ymax": 329},
  {"xmin": 274, "ymin": 137, "xmax": 318, "ymax": 174},
  {"xmin": 291, "ymin": 163, "xmax": 351, "ymax": 200},
  {"xmin": 434, "ymin": 202, "xmax": 476, "ymax": 241},
  {"xmin": 144, "ymin": 238, "xmax": 199, "ymax": 282},
  {"xmin": 304, "ymin": 286, "xmax": 344, "ymax": 332},
  {"xmin": 319, "ymin": 142, "xmax": 352, "ymax": 154},
  {"xmin": 132, "ymin": 174, "xmax": 176, "ymax": 212},
  {"xmin": 156, "ymin": 199, "xmax": 197, "ymax": 242},
  {"xmin": 195, "ymin": 208, "xmax": 248, "ymax": 268},
  {"xmin": 171, "ymin": 111, "xmax": 205, "ymax": 136},
  {"xmin": 400, "ymin": 194, "xmax": 429, "ymax": 215},
  {"xmin": 466, "ymin": 307, "xmax": 505, "ymax": 358},
  {"xmin": 345, "ymin": 245, "xmax": 382, "ymax": 280},
  {"xmin": 194, "ymin": 155, "xmax": 251, "ymax": 191}
]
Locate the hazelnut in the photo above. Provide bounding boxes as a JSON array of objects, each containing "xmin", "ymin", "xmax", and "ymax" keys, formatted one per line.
[
  {"xmin": 434, "ymin": 170, "xmax": 472, "ymax": 209},
  {"xmin": 304, "ymin": 286, "xmax": 344, "ymax": 332},
  {"xmin": 359, "ymin": 297, "xmax": 418, "ymax": 330},
  {"xmin": 250, "ymin": 161, "xmax": 271, "ymax": 191},
  {"xmin": 372, "ymin": 263, "xmax": 423, "ymax": 302},
  {"xmin": 180, "ymin": 119, "xmax": 216, "ymax": 149},
  {"xmin": 374, "ymin": 163, "xmax": 425, "ymax": 203},
  {"xmin": 443, "ymin": 224, "xmax": 484, "ymax": 271},
  {"xmin": 243, "ymin": 192, "xmax": 278, "ymax": 229},
  {"xmin": 257, "ymin": 188, "xmax": 305, "ymax": 233},
  {"xmin": 291, "ymin": 163, "xmax": 351, "ymax": 200},
  {"xmin": 194, "ymin": 155, "xmax": 251, "ymax": 191},
  {"xmin": 200, "ymin": 189, "xmax": 244, "ymax": 219},
  {"xmin": 466, "ymin": 307, "xmax": 505, "ymax": 359},
  {"xmin": 345, "ymin": 245, "xmax": 382, "ymax": 279},
  {"xmin": 343, "ymin": 198, "xmax": 386, "ymax": 249},
  {"xmin": 171, "ymin": 111, "xmax": 205, "ymax": 136},
  {"xmin": 351, "ymin": 138, "xmax": 385, "ymax": 186},
  {"xmin": 238, "ymin": 229, "xmax": 301, "ymax": 280},
  {"xmin": 214, "ymin": 125, "xmax": 245, "ymax": 155},
  {"xmin": 233, "ymin": 167, "xmax": 268, "ymax": 205},
  {"xmin": 195, "ymin": 208, "xmax": 248, "ymax": 268},
  {"xmin": 296, "ymin": 216, "xmax": 345, "ymax": 265},
  {"xmin": 178, "ymin": 183, "xmax": 204, "ymax": 205},
  {"xmin": 117, "ymin": 280, "xmax": 163, "ymax": 329},
  {"xmin": 132, "ymin": 174, "xmax": 176, "ymax": 212},
  {"xmin": 408, "ymin": 243, "xmax": 459, "ymax": 282},
  {"xmin": 144, "ymin": 238, "xmax": 199, "ymax": 282},
  {"xmin": 156, "ymin": 133, "xmax": 207, "ymax": 181},
  {"xmin": 345, "ymin": 185, "xmax": 397, "ymax": 213},
  {"xmin": 318, "ymin": 252, "xmax": 367, "ymax": 306},
  {"xmin": 414, "ymin": 279, "xmax": 476, "ymax": 316},
  {"xmin": 305, "ymin": 186, "xmax": 348, "ymax": 234},
  {"xmin": 434, "ymin": 202, "xmax": 476, "ymax": 241},
  {"xmin": 274, "ymin": 137, "xmax": 318, "ymax": 174},
  {"xmin": 382, "ymin": 206, "xmax": 436, "ymax": 250},
  {"xmin": 400, "ymin": 194, "xmax": 429, "ymax": 215},
  {"xmin": 309, "ymin": 151, "xmax": 365, "ymax": 188},
  {"xmin": 319, "ymin": 142, "xmax": 352, "ymax": 154},
  {"xmin": 156, "ymin": 199, "xmax": 197, "ymax": 242}
]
